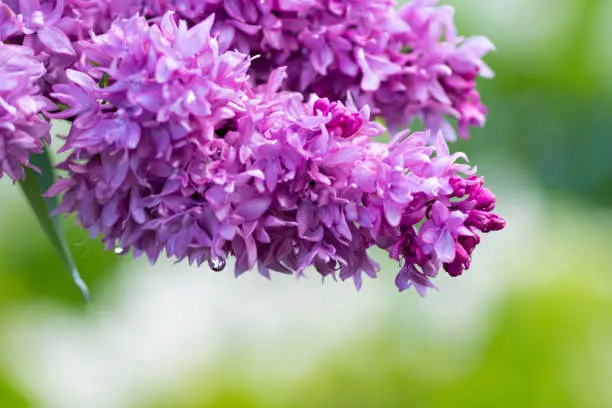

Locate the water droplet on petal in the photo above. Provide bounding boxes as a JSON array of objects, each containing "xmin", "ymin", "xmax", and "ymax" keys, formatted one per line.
[
  {"xmin": 114, "ymin": 245, "xmax": 125, "ymax": 255},
  {"xmin": 208, "ymin": 257, "xmax": 226, "ymax": 272}
]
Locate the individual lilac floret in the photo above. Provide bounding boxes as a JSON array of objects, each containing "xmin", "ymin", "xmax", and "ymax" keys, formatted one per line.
[
  {"xmin": 1, "ymin": 0, "xmax": 76, "ymax": 56},
  {"xmin": 0, "ymin": 43, "xmax": 52, "ymax": 181},
  {"xmin": 47, "ymin": 12, "xmax": 252, "ymax": 262},
  {"xmin": 0, "ymin": 2, "xmax": 21, "ymax": 40}
]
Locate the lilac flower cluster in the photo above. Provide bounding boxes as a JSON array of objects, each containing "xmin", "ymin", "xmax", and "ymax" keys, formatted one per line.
[
  {"xmin": 46, "ymin": 12, "xmax": 504, "ymax": 294},
  {"xmin": 0, "ymin": 42, "xmax": 51, "ymax": 181},
  {"xmin": 0, "ymin": 0, "xmax": 503, "ymax": 294},
  {"xmin": 112, "ymin": 0, "xmax": 495, "ymax": 140},
  {"xmin": 2, "ymin": 0, "xmax": 493, "ymax": 139},
  {"xmin": 47, "ymin": 13, "xmax": 251, "ymax": 260}
]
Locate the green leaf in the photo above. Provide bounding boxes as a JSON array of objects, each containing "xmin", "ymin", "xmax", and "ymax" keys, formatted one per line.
[{"xmin": 18, "ymin": 145, "xmax": 90, "ymax": 303}]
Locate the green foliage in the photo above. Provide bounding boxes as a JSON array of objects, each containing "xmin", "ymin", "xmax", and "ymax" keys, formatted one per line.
[{"xmin": 18, "ymin": 146, "xmax": 89, "ymax": 303}]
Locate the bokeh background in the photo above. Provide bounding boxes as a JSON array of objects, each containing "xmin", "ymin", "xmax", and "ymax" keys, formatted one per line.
[{"xmin": 1, "ymin": 0, "xmax": 611, "ymax": 407}]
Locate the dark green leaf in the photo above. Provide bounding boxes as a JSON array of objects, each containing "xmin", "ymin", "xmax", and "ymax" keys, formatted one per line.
[{"xmin": 18, "ymin": 145, "xmax": 90, "ymax": 303}]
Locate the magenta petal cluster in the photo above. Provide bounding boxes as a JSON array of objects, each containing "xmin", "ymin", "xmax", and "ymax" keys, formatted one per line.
[
  {"xmin": 103, "ymin": 0, "xmax": 494, "ymax": 140},
  {"xmin": 2, "ymin": 1, "xmax": 493, "ymax": 139},
  {"xmin": 0, "ymin": 43, "xmax": 51, "ymax": 181},
  {"xmin": 47, "ymin": 12, "xmax": 504, "ymax": 295},
  {"xmin": 47, "ymin": 12, "xmax": 251, "ymax": 262}
]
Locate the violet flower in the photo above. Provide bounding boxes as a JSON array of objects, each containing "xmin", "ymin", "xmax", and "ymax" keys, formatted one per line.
[
  {"xmin": 47, "ymin": 12, "xmax": 252, "ymax": 264},
  {"xmin": 0, "ymin": 43, "xmax": 52, "ymax": 181}
]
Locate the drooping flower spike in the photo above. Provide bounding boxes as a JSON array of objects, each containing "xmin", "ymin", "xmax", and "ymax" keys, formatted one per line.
[
  {"xmin": 47, "ymin": 12, "xmax": 504, "ymax": 295},
  {"xmin": 0, "ymin": 0, "xmax": 503, "ymax": 296}
]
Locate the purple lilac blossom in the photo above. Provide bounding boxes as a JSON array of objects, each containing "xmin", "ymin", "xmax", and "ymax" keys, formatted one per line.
[
  {"xmin": 1, "ymin": 0, "xmax": 492, "ymax": 139},
  {"xmin": 46, "ymin": 12, "xmax": 251, "ymax": 263},
  {"xmin": 48, "ymin": 13, "xmax": 504, "ymax": 295},
  {"xmin": 126, "ymin": 0, "xmax": 494, "ymax": 140},
  {"xmin": 0, "ymin": 42, "xmax": 52, "ymax": 181},
  {"xmin": 0, "ymin": 0, "xmax": 149, "ymax": 87}
]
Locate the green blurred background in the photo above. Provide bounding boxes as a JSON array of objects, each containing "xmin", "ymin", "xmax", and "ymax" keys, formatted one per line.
[{"xmin": 1, "ymin": 0, "xmax": 611, "ymax": 407}]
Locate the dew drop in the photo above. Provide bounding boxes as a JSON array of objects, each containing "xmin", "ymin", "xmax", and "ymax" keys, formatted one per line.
[
  {"xmin": 208, "ymin": 257, "xmax": 226, "ymax": 272},
  {"xmin": 114, "ymin": 246, "xmax": 125, "ymax": 255}
]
